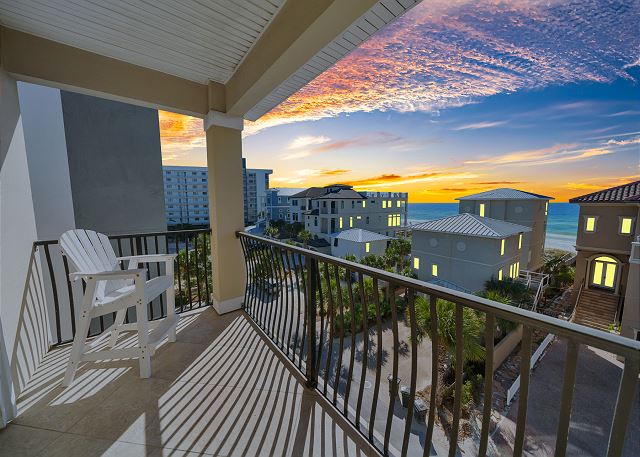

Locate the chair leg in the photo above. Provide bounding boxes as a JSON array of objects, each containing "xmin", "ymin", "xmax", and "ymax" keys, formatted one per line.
[
  {"xmin": 109, "ymin": 309, "xmax": 127, "ymax": 347},
  {"xmin": 62, "ymin": 308, "xmax": 92, "ymax": 387},
  {"xmin": 134, "ymin": 275, "xmax": 151, "ymax": 378},
  {"xmin": 166, "ymin": 261, "xmax": 177, "ymax": 342}
]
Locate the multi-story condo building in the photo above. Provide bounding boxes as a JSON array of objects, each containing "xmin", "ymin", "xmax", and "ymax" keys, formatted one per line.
[
  {"xmin": 457, "ymin": 188, "xmax": 552, "ymax": 271},
  {"xmin": 569, "ymin": 180, "xmax": 640, "ymax": 337},
  {"xmin": 264, "ymin": 188, "xmax": 305, "ymax": 223},
  {"xmin": 163, "ymin": 166, "xmax": 210, "ymax": 227},
  {"xmin": 163, "ymin": 162, "xmax": 272, "ymax": 227},
  {"xmin": 242, "ymin": 158, "xmax": 272, "ymax": 225},
  {"xmin": 411, "ymin": 213, "xmax": 531, "ymax": 292},
  {"xmin": 292, "ymin": 184, "xmax": 408, "ymax": 242}
]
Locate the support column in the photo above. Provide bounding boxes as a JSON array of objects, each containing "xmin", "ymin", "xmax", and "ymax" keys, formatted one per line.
[{"xmin": 205, "ymin": 111, "xmax": 246, "ymax": 314}]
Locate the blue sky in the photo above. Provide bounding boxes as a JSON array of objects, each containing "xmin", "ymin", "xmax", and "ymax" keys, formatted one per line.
[{"xmin": 160, "ymin": 0, "xmax": 640, "ymax": 201}]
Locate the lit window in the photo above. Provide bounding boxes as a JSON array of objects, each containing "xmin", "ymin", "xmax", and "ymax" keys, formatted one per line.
[
  {"xmin": 498, "ymin": 269, "xmax": 503, "ymax": 281},
  {"xmin": 620, "ymin": 217, "xmax": 634, "ymax": 235},
  {"xmin": 585, "ymin": 216, "xmax": 596, "ymax": 232},
  {"xmin": 339, "ymin": 217, "xmax": 343, "ymax": 229},
  {"xmin": 349, "ymin": 217, "xmax": 353, "ymax": 227},
  {"xmin": 431, "ymin": 264, "xmax": 438, "ymax": 277},
  {"xmin": 500, "ymin": 239, "xmax": 505, "ymax": 256},
  {"xmin": 357, "ymin": 216, "xmax": 362, "ymax": 220},
  {"xmin": 388, "ymin": 200, "xmax": 392, "ymax": 208},
  {"xmin": 388, "ymin": 214, "xmax": 392, "ymax": 227},
  {"xmin": 516, "ymin": 262, "xmax": 520, "ymax": 277},
  {"xmin": 545, "ymin": 202, "xmax": 549, "ymax": 216},
  {"xmin": 365, "ymin": 242, "xmax": 370, "ymax": 253},
  {"xmin": 518, "ymin": 233, "xmax": 523, "ymax": 249},
  {"xmin": 479, "ymin": 203, "xmax": 485, "ymax": 217},
  {"xmin": 382, "ymin": 201, "xmax": 387, "ymax": 209},
  {"xmin": 413, "ymin": 257, "xmax": 420, "ymax": 270},
  {"xmin": 362, "ymin": 201, "xmax": 366, "ymax": 208},
  {"xmin": 397, "ymin": 201, "xmax": 401, "ymax": 208},
  {"xmin": 509, "ymin": 264, "xmax": 513, "ymax": 278}
]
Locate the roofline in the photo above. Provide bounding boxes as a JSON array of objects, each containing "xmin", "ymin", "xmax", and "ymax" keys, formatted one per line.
[
  {"xmin": 456, "ymin": 188, "xmax": 554, "ymax": 200},
  {"xmin": 569, "ymin": 180, "xmax": 640, "ymax": 203}
]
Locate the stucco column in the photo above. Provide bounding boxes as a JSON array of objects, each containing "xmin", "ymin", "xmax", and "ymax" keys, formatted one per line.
[
  {"xmin": 621, "ymin": 240, "xmax": 640, "ymax": 340},
  {"xmin": 204, "ymin": 111, "xmax": 246, "ymax": 314}
]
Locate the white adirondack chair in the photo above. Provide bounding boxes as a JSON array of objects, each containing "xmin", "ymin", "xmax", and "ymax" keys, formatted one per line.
[{"xmin": 59, "ymin": 229, "xmax": 178, "ymax": 386}]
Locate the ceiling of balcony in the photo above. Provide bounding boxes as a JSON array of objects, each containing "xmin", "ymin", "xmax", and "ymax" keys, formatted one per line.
[{"xmin": 0, "ymin": 0, "xmax": 285, "ymax": 84}]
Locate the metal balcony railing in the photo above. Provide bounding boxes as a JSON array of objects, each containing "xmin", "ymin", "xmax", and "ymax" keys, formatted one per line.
[
  {"xmin": 237, "ymin": 231, "xmax": 640, "ymax": 457},
  {"xmin": 32, "ymin": 229, "xmax": 212, "ymax": 346}
]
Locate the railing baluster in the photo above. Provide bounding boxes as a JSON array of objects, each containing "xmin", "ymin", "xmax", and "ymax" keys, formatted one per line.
[
  {"xmin": 284, "ymin": 250, "xmax": 297, "ymax": 362},
  {"xmin": 344, "ymin": 268, "xmax": 357, "ymax": 419},
  {"xmin": 333, "ymin": 264, "xmax": 346, "ymax": 405},
  {"xmin": 299, "ymin": 254, "xmax": 308, "ymax": 371},
  {"xmin": 290, "ymin": 250, "xmax": 303, "ymax": 365},
  {"xmin": 369, "ymin": 277, "xmax": 383, "ymax": 442},
  {"xmin": 606, "ymin": 356, "xmax": 640, "ymax": 457},
  {"xmin": 193, "ymin": 234, "xmax": 202, "ymax": 308},
  {"xmin": 184, "ymin": 233, "xmax": 193, "ymax": 310},
  {"xmin": 279, "ymin": 248, "xmax": 291, "ymax": 355},
  {"xmin": 322, "ymin": 262, "xmax": 335, "ymax": 396},
  {"xmin": 174, "ymin": 234, "xmax": 182, "ymax": 312},
  {"xmin": 61, "ymin": 254, "xmax": 76, "ymax": 337},
  {"xmin": 203, "ymin": 232, "xmax": 210, "ymax": 305},
  {"xmin": 384, "ymin": 283, "xmax": 400, "ymax": 455},
  {"xmin": 154, "ymin": 235, "xmax": 165, "ymax": 318},
  {"xmin": 355, "ymin": 272, "xmax": 368, "ymax": 430},
  {"xmin": 238, "ymin": 236, "xmax": 252, "ymax": 315},
  {"xmin": 274, "ymin": 247, "xmax": 286, "ymax": 349},
  {"xmin": 554, "ymin": 339, "xmax": 579, "ymax": 457},
  {"xmin": 479, "ymin": 312, "xmax": 496, "ymax": 457},
  {"xmin": 424, "ymin": 294, "xmax": 438, "ymax": 457},
  {"xmin": 402, "ymin": 289, "xmax": 418, "ymax": 456},
  {"xmin": 306, "ymin": 257, "xmax": 318, "ymax": 388},
  {"xmin": 513, "ymin": 325, "xmax": 533, "ymax": 457},
  {"xmin": 449, "ymin": 303, "xmax": 464, "ymax": 457},
  {"xmin": 316, "ymin": 262, "xmax": 325, "ymax": 378},
  {"xmin": 43, "ymin": 244, "xmax": 62, "ymax": 344}
]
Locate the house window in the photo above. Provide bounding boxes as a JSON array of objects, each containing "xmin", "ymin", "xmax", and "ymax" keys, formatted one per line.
[
  {"xmin": 431, "ymin": 264, "xmax": 438, "ymax": 277},
  {"xmin": 397, "ymin": 201, "xmax": 401, "ymax": 208},
  {"xmin": 413, "ymin": 257, "xmax": 420, "ymax": 270},
  {"xmin": 620, "ymin": 217, "xmax": 634, "ymax": 235},
  {"xmin": 383, "ymin": 201, "xmax": 387, "ymax": 209},
  {"xmin": 518, "ymin": 233, "xmax": 523, "ymax": 249},
  {"xmin": 479, "ymin": 203, "xmax": 486, "ymax": 217},
  {"xmin": 314, "ymin": 217, "xmax": 318, "ymax": 226},
  {"xmin": 498, "ymin": 269, "xmax": 503, "ymax": 281},
  {"xmin": 339, "ymin": 217, "xmax": 343, "ymax": 229},
  {"xmin": 362, "ymin": 201, "xmax": 366, "ymax": 208},
  {"xmin": 516, "ymin": 261, "xmax": 520, "ymax": 277},
  {"xmin": 334, "ymin": 239, "xmax": 338, "ymax": 247},
  {"xmin": 365, "ymin": 242, "xmax": 370, "ymax": 253},
  {"xmin": 366, "ymin": 216, "xmax": 370, "ymax": 224},
  {"xmin": 388, "ymin": 200, "xmax": 392, "ymax": 208},
  {"xmin": 545, "ymin": 202, "xmax": 549, "ymax": 216},
  {"xmin": 500, "ymin": 239, "xmax": 505, "ymax": 256},
  {"xmin": 349, "ymin": 217, "xmax": 353, "ymax": 227},
  {"xmin": 387, "ymin": 214, "xmax": 392, "ymax": 227},
  {"xmin": 352, "ymin": 201, "xmax": 355, "ymax": 209},
  {"xmin": 357, "ymin": 216, "xmax": 362, "ymax": 220},
  {"xmin": 585, "ymin": 216, "xmax": 597, "ymax": 232}
]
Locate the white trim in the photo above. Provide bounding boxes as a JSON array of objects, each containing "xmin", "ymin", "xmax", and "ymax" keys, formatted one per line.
[
  {"xmin": 203, "ymin": 110, "xmax": 244, "ymax": 131},
  {"xmin": 212, "ymin": 295, "xmax": 244, "ymax": 314}
]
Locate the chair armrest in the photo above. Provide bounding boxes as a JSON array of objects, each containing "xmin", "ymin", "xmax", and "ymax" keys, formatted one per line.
[
  {"xmin": 69, "ymin": 269, "xmax": 147, "ymax": 282},
  {"xmin": 117, "ymin": 254, "xmax": 177, "ymax": 263}
]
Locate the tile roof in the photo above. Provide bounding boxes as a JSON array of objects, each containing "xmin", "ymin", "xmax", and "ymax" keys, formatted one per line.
[
  {"xmin": 411, "ymin": 213, "xmax": 531, "ymax": 238},
  {"xmin": 290, "ymin": 187, "xmax": 326, "ymax": 198},
  {"xmin": 317, "ymin": 189, "xmax": 365, "ymax": 199},
  {"xmin": 569, "ymin": 180, "xmax": 640, "ymax": 203},
  {"xmin": 333, "ymin": 229, "xmax": 391, "ymax": 242},
  {"xmin": 271, "ymin": 187, "xmax": 306, "ymax": 196},
  {"xmin": 457, "ymin": 188, "xmax": 553, "ymax": 200}
]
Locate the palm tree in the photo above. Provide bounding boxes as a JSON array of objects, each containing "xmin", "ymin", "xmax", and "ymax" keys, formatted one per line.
[
  {"xmin": 409, "ymin": 296, "xmax": 485, "ymax": 405},
  {"xmin": 298, "ymin": 229, "xmax": 312, "ymax": 246},
  {"xmin": 265, "ymin": 224, "xmax": 279, "ymax": 238},
  {"xmin": 384, "ymin": 238, "xmax": 411, "ymax": 272}
]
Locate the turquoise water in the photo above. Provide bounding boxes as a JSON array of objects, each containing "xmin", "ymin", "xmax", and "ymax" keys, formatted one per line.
[{"xmin": 408, "ymin": 202, "xmax": 579, "ymax": 252}]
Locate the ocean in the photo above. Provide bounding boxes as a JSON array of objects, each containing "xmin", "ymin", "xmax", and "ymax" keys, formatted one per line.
[{"xmin": 408, "ymin": 203, "xmax": 579, "ymax": 252}]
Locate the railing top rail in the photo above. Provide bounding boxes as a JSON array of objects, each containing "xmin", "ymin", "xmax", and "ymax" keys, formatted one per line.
[
  {"xmin": 34, "ymin": 228, "xmax": 212, "ymax": 246},
  {"xmin": 237, "ymin": 231, "xmax": 640, "ymax": 360}
]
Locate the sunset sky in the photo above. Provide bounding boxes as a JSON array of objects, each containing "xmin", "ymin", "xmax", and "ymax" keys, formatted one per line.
[{"xmin": 159, "ymin": 0, "xmax": 640, "ymax": 202}]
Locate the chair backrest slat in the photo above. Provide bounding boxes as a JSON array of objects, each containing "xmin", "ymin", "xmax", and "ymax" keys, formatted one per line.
[{"xmin": 60, "ymin": 229, "xmax": 130, "ymax": 299}]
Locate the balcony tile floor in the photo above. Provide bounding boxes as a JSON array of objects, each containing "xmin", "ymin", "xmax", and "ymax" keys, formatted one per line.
[{"xmin": 0, "ymin": 308, "xmax": 377, "ymax": 457}]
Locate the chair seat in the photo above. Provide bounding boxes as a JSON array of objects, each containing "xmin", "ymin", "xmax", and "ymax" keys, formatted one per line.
[{"xmin": 97, "ymin": 275, "xmax": 173, "ymax": 308}]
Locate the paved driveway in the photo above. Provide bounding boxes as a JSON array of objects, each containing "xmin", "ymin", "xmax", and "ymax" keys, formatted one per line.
[{"xmin": 494, "ymin": 339, "xmax": 639, "ymax": 456}]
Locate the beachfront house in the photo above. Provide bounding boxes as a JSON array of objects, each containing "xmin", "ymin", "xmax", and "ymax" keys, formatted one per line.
[
  {"xmin": 411, "ymin": 213, "xmax": 531, "ymax": 292},
  {"xmin": 569, "ymin": 180, "xmax": 640, "ymax": 336},
  {"xmin": 457, "ymin": 188, "xmax": 552, "ymax": 271},
  {"xmin": 331, "ymin": 228, "xmax": 391, "ymax": 260},
  {"xmin": 295, "ymin": 184, "xmax": 408, "ymax": 242},
  {"xmin": 263, "ymin": 187, "xmax": 304, "ymax": 223}
]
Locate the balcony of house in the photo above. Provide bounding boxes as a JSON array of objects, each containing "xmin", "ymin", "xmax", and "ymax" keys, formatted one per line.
[{"xmin": 1, "ymin": 229, "xmax": 638, "ymax": 457}]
